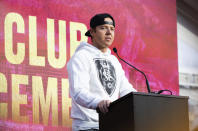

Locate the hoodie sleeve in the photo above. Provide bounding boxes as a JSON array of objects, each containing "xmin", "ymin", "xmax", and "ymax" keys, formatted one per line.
[
  {"xmin": 118, "ymin": 67, "xmax": 137, "ymax": 97},
  {"xmin": 67, "ymin": 53, "xmax": 102, "ymax": 109}
]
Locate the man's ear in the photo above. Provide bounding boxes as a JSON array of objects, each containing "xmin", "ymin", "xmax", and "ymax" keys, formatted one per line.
[
  {"xmin": 90, "ymin": 28, "xmax": 96, "ymax": 36},
  {"xmin": 90, "ymin": 28, "xmax": 93, "ymax": 35}
]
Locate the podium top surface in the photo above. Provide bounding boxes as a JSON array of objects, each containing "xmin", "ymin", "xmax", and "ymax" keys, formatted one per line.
[{"xmin": 111, "ymin": 92, "xmax": 189, "ymax": 106}]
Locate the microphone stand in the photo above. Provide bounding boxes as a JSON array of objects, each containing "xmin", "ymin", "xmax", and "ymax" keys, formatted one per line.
[{"xmin": 113, "ymin": 48, "xmax": 151, "ymax": 93}]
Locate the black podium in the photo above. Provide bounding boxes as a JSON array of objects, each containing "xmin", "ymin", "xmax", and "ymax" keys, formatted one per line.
[{"xmin": 99, "ymin": 92, "xmax": 189, "ymax": 131}]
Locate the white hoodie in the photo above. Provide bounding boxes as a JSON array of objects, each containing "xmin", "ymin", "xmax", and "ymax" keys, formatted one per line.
[{"xmin": 67, "ymin": 42, "xmax": 136, "ymax": 130}]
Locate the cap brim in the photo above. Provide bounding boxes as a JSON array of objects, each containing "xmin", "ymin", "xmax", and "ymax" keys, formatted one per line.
[{"xmin": 85, "ymin": 30, "xmax": 91, "ymax": 37}]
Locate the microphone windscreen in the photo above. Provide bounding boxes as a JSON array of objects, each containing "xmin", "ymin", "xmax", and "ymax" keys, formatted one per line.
[{"xmin": 113, "ymin": 48, "xmax": 117, "ymax": 53}]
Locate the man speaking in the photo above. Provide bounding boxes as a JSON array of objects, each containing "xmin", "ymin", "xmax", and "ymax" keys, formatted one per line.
[{"xmin": 67, "ymin": 13, "xmax": 136, "ymax": 131}]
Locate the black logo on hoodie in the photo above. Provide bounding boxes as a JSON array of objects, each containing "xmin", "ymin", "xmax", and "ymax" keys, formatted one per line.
[{"xmin": 94, "ymin": 58, "xmax": 116, "ymax": 96}]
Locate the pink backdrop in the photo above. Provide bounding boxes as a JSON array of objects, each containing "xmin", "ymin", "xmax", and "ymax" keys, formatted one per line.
[{"xmin": 0, "ymin": 0, "xmax": 178, "ymax": 130}]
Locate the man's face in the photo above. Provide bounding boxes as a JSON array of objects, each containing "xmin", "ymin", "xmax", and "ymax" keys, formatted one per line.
[{"xmin": 90, "ymin": 17, "xmax": 115, "ymax": 52}]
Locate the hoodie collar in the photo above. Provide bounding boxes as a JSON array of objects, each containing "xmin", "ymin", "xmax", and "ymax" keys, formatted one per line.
[{"xmin": 76, "ymin": 42, "xmax": 111, "ymax": 56}]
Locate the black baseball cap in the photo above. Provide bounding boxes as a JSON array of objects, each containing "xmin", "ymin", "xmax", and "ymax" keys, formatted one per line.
[{"xmin": 85, "ymin": 13, "xmax": 115, "ymax": 37}]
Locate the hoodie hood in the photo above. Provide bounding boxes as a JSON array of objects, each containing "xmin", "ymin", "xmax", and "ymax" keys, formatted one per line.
[{"xmin": 75, "ymin": 42, "xmax": 111, "ymax": 56}]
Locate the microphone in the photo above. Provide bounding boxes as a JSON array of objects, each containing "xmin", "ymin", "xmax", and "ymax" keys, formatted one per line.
[{"xmin": 113, "ymin": 48, "xmax": 151, "ymax": 93}]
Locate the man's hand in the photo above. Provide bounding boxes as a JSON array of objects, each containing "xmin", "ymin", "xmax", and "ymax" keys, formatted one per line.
[{"xmin": 97, "ymin": 100, "xmax": 111, "ymax": 113}]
